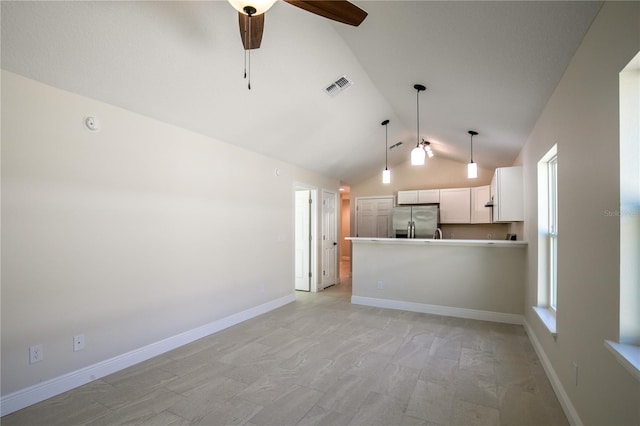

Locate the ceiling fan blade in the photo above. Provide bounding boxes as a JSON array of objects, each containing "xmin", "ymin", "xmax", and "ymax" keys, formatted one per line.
[
  {"xmin": 284, "ymin": 0, "xmax": 367, "ymax": 27},
  {"xmin": 238, "ymin": 12, "xmax": 264, "ymax": 50}
]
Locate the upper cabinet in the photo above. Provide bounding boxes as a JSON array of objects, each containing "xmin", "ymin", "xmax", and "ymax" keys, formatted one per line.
[
  {"xmin": 396, "ymin": 170, "xmax": 523, "ymax": 224},
  {"xmin": 417, "ymin": 189, "xmax": 440, "ymax": 204},
  {"xmin": 491, "ymin": 166, "xmax": 524, "ymax": 222},
  {"xmin": 440, "ymin": 188, "xmax": 471, "ymax": 223},
  {"xmin": 397, "ymin": 189, "xmax": 439, "ymax": 205},
  {"xmin": 471, "ymin": 185, "xmax": 492, "ymax": 224},
  {"xmin": 397, "ymin": 190, "xmax": 418, "ymax": 204}
]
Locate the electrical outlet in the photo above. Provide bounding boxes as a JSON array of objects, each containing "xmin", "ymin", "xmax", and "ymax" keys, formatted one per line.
[
  {"xmin": 377, "ymin": 281, "xmax": 384, "ymax": 289},
  {"xmin": 487, "ymin": 233, "xmax": 493, "ymax": 240},
  {"xmin": 73, "ymin": 334, "xmax": 85, "ymax": 352},
  {"xmin": 29, "ymin": 344, "xmax": 43, "ymax": 364}
]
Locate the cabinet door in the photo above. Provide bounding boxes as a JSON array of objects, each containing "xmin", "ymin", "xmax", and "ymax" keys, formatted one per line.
[
  {"xmin": 471, "ymin": 185, "xmax": 491, "ymax": 223},
  {"xmin": 493, "ymin": 167, "xmax": 523, "ymax": 222},
  {"xmin": 417, "ymin": 189, "xmax": 440, "ymax": 204},
  {"xmin": 440, "ymin": 188, "xmax": 471, "ymax": 223},
  {"xmin": 397, "ymin": 190, "xmax": 418, "ymax": 204}
]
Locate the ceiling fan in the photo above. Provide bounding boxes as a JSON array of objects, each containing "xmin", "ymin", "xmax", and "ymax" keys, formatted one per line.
[
  {"xmin": 228, "ymin": 1, "xmax": 368, "ymax": 50},
  {"xmin": 227, "ymin": 1, "xmax": 368, "ymax": 88}
]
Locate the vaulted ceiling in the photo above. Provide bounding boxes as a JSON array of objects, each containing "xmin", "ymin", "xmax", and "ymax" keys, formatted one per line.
[{"xmin": 1, "ymin": 1, "xmax": 602, "ymax": 184}]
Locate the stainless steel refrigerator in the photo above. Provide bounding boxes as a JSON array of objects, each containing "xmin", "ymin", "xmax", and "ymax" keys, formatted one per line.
[{"xmin": 393, "ymin": 205, "xmax": 439, "ymax": 238}]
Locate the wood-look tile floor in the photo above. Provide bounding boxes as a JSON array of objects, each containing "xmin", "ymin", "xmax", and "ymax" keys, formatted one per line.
[{"xmin": 1, "ymin": 279, "xmax": 568, "ymax": 426}]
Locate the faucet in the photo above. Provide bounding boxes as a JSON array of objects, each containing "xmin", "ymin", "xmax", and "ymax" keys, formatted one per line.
[{"xmin": 433, "ymin": 228, "xmax": 443, "ymax": 239}]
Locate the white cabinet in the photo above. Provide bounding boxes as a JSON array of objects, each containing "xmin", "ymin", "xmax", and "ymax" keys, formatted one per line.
[
  {"xmin": 471, "ymin": 185, "xmax": 492, "ymax": 224},
  {"xmin": 397, "ymin": 190, "xmax": 418, "ymax": 204},
  {"xmin": 440, "ymin": 188, "xmax": 471, "ymax": 223},
  {"xmin": 397, "ymin": 189, "xmax": 439, "ymax": 205},
  {"xmin": 491, "ymin": 166, "xmax": 524, "ymax": 222},
  {"xmin": 418, "ymin": 189, "xmax": 440, "ymax": 204}
]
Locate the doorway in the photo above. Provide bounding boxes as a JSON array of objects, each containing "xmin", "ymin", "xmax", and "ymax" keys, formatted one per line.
[
  {"xmin": 339, "ymin": 188, "xmax": 351, "ymax": 279},
  {"xmin": 321, "ymin": 190, "xmax": 338, "ymax": 290},
  {"xmin": 355, "ymin": 196, "xmax": 394, "ymax": 238},
  {"xmin": 295, "ymin": 188, "xmax": 312, "ymax": 291}
]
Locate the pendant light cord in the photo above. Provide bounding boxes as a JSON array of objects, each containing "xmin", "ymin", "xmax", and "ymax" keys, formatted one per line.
[
  {"xmin": 468, "ymin": 130, "xmax": 478, "ymax": 163},
  {"xmin": 416, "ymin": 88, "xmax": 420, "ymax": 148},
  {"xmin": 385, "ymin": 122, "xmax": 389, "ymax": 169}
]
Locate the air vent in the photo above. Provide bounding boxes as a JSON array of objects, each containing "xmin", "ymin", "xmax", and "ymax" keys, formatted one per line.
[{"xmin": 324, "ymin": 75, "xmax": 353, "ymax": 97}]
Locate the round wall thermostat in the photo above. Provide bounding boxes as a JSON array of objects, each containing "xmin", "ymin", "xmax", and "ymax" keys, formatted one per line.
[{"xmin": 84, "ymin": 116, "xmax": 100, "ymax": 132}]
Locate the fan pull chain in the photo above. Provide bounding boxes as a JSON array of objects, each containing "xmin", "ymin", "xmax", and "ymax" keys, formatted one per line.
[
  {"xmin": 246, "ymin": 14, "xmax": 252, "ymax": 90},
  {"xmin": 241, "ymin": 6, "xmax": 256, "ymax": 91}
]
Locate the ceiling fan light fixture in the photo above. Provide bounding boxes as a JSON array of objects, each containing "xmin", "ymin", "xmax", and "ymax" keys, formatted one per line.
[
  {"xmin": 467, "ymin": 130, "xmax": 478, "ymax": 179},
  {"xmin": 228, "ymin": 0, "xmax": 277, "ymax": 16}
]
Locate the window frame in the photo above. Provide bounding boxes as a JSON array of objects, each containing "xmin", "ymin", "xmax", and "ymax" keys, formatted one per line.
[
  {"xmin": 534, "ymin": 144, "xmax": 558, "ymax": 336},
  {"xmin": 547, "ymin": 154, "xmax": 558, "ymax": 313}
]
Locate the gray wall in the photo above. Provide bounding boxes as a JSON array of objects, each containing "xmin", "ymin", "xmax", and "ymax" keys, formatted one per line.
[
  {"xmin": 521, "ymin": 2, "xmax": 640, "ymax": 424},
  {"xmin": 1, "ymin": 71, "xmax": 339, "ymax": 396}
]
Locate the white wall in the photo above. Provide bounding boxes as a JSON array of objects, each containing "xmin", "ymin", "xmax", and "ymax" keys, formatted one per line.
[
  {"xmin": 520, "ymin": 2, "xmax": 640, "ymax": 425},
  {"xmin": 0, "ymin": 71, "xmax": 339, "ymax": 397}
]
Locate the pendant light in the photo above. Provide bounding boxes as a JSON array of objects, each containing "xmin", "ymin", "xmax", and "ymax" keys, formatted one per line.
[
  {"xmin": 411, "ymin": 84, "xmax": 427, "ymax": 166},
  {"xmin": 381, "ymin": 119, "xmax": 391, "ymax": 184},
  {"xmin": 467, "ymin": 130, "xmax": 478, "ymax": 179},
  {"xmin": 424, "ymin": 141, "xmax": 434, "ymax": 158}
]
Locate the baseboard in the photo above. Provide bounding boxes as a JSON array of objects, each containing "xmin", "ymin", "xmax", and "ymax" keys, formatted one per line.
[
  {"xmin": 350, "ymin": 295, "xmax": 523, "ymax": 325},
  {"xmin": 523, "ymin": 319, "xmax": 583, "ymax": 426},
  {"xmin": 0, "ymin": 293, "xmax": 296, "ymax": 416}
]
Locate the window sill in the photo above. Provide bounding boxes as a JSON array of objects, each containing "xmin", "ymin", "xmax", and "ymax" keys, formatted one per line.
[
  {"xmin": 604, "ymin": 340, "xmax": 640, "ymax": 382},
  {"xmin": 532, "ymin": 306, "xmax": 557, "ymax": 337}
]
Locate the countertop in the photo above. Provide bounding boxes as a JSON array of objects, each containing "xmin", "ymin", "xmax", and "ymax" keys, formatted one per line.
[{"xmin": 346, "ymin": 237, "xmax": 527, "ymax": 248}]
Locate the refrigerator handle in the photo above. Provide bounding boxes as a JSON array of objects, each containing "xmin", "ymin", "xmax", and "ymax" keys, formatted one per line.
[{"xmin": 411, "ymin": 221, "xmax": 416, "ymax": 239}]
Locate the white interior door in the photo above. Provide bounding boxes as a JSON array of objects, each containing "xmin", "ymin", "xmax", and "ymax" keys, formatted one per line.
[
  {"xmin": 321, "ymin": 190, "xmax": 338, "ymax": 289},
  {"xmin": 356, "ymin": 197, "xmax": 394, "ymax": 238},
  {"xmin": 295, "ymin": 189, "xmax": 311, "ymax": 291}
]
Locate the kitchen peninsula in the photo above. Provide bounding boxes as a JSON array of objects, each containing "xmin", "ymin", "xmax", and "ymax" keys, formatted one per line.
[{"xmin": 347, "ymin": 237, "xmax": 527, "ymax": 324}]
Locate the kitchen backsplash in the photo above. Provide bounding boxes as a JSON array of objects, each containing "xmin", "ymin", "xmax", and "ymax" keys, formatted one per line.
[{"xmin": 440, "ymin": 223, "xmax": 511, "ymax": 240}]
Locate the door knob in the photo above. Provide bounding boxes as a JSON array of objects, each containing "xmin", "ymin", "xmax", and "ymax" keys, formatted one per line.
[{"xmin": 333, "ymin": 242, "xmax": 337, "ymax": 246}]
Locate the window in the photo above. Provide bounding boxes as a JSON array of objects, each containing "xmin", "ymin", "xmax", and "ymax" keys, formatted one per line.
[
  {"xmin": 534, "ymin": 144, "xmax": 558, "ymax": 335},
  {"xmin": 605, "ymin": 51, "xmax": 640, "ymax": 382},
  {"xmin": 548, "ymin": 155, "xmax": 558, "ymax": 311}
]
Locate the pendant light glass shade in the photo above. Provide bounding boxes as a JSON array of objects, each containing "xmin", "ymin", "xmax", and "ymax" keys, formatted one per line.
[
  {"xmin": 412, "ymin": 84, "xmax": 427, "ymax": 166},
  {"xmin": 467, "ymin": 130, "xmax": 478, "ymax": 179},
  {"xmin": 381, "ymin": 119, "xmax": 391, "ymax": 184},
  {"xmin": 411, "ymin": 146, "xmax": 426, "ymax": 165},
  {"xmin": 467, "ymin": 162, "xmax": 478, "ymax": 179},
  {"xmin": 382, "ymin": 168, "xmax": 391, "ymax": 184},
  {"xmin": 228, "ymin": 0, "xmax": 277, "ymax": 15}
]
